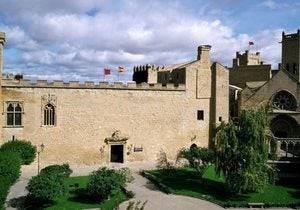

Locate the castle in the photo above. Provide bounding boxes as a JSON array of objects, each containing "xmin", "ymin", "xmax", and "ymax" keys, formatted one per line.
[
  {"xmin": 0, "ymin": 29, "xmax": 299, "ymax": 165},
  {"xmin": 0, "ymin": 33, "xmax": 228, "ymax": 164}
]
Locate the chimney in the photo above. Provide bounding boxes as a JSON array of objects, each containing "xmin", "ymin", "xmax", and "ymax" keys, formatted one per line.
[{"xmin": 197, "ymin": 45, "xmax": 211, "ymax": 61}]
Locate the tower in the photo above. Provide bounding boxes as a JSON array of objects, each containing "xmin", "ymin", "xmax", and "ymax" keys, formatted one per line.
[{"xmin": 281, "ymin": 29, "xmax": 300, "ymax": 82}]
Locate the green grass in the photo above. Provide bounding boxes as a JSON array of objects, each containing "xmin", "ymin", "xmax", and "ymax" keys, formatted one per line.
[
  {"xmin": 42, "ymin": 176, "xmax": 127, "ymax": 210},
  {"xmin": 147, "ymin": 166, "xmax": 300, "ymax": 208},
  {"xmin": 13, "ymin": 176, "xmax": 127, "ymax": 210}
]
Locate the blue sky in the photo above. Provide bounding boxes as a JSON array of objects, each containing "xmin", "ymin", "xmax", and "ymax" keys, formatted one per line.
[{"xmin": 0, "ymin": 0, "xmax": 299, "ymax": 81}]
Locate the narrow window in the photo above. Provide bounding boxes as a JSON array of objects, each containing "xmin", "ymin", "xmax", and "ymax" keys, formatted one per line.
[
  {"xmin": 197, "ymin": 110, "xmax": 204, "ymax": 120},
  {"xmin": 43, "ymin": 104, "xmax": 55, "ymax": 126},
  {"xmin": 6, "ymin": 102, "xmax": 23, "ymax": 127},
  {"xmin": 286, "ymin": 63, "xmax": 290, "ymax": 71},
  {"xmin": 219, "ymin": 116, "xmax": 222, "ymax": 122}
]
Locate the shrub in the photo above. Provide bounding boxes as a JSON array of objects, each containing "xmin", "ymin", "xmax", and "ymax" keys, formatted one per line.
[
  {"xmin": 0, "ymin": 176, "xmax": 11, "ymax": 209},
  {"xmin": 178, "ymin": 146, "xmax": 215, "ymax": 177},
  {"xmin": 40, "ymin": 164, "xmax": 72, "ymax": 178},
  {"xmin": 26, "ymin": 173, "xmax": 67, "ymax": 203},
  {"xmin": 86, "ymin": 167, "xmax": 127, "ymax": 202},
  {"xmin": 0, "ymin": 140, "xmax": 36, "ymax": 165},
  {"xmin": 0, "ymin": 151, "xmax": 21, "ymax": 184}
]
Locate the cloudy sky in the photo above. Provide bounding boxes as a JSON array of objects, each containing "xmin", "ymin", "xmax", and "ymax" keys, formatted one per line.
[{"xmin": 0, "ymin": 0, "xmax": 299, "ymax": 81}]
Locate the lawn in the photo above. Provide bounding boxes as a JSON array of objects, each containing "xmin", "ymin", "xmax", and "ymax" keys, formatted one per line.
[
  {"xmin": 45, "ymin": 176, "xmax": 128, "ymax": 210},
  {"xmin": 147, "ymin": 166, "xmax": 300, "ymax": 208},
  {"xmin": 13, "ymin": 176, "xmax": 128, "ymax": 210}
]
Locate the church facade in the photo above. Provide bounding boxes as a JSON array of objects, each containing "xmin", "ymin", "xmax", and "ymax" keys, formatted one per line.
[
  {"xmin": 0, "ymin": 32, "xmax": 229, "ymax": 165},
  {"xmin": 229, "ymin": 30, "xmax": 300, "ymax": 139}
]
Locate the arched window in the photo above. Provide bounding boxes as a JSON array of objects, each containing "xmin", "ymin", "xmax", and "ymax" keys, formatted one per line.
[
  {"xmin": 272, "ymin": 90, "xmax": 297, "ymax": 111},
  {"xmin": 6, "ymin": 102, "xmax": 23, "ymax": 126},
  {"xmin": 44, "ymin": 103, "xmax": 55, "ymax": 126}
]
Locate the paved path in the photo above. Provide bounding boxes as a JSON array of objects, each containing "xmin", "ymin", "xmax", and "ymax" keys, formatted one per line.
[
  {"xmin": 118, "ymin": 173, "xmax": 223, "ymax": 210},
  {"xmin": 6, "ymin": 162, "xmax": 296, "ymax": 210}
]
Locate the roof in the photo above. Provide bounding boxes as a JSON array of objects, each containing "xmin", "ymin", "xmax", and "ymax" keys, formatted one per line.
[{"xmin": 245, "ymin": 81, "xmax": 267, "ymax": 89}]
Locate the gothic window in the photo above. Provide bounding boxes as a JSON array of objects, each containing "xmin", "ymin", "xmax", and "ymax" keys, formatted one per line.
[
  {"xmin": 6, "ymin": 102, "xmax": 23, "ymax": 127},
  {"xmin": 272, "ymin": 90, "xmax": 297, "ymax": 111},
  {"xmin": 43, "ymin": 103, "xmax": 55, "ymax": 126}
]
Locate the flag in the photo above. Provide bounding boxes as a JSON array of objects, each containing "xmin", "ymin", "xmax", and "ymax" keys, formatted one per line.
[
  {"xmin": 249, "ymin": 41, "xmax": 254, "ymax": 46},
  {"xmin": 104, "ymin": 68, "xmax": 111, "ymax": 75},
  {"xmin": 118, "ymin": 66, "xmax": 126, "ymax": 73}
]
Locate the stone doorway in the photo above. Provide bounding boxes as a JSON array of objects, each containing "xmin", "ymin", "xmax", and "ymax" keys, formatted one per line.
[{"xmin": 110, "ymin": 145, "xmax": 124, "ymax": 163}]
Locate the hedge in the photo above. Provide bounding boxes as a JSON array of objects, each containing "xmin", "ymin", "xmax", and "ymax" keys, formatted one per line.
[
  {"xmin": 40, "ymin": 164, "xmax": 72, "ymax": 178},
  {"xmin": 0, "ymin": 151, "xmax": 22, "ymax": 209}
]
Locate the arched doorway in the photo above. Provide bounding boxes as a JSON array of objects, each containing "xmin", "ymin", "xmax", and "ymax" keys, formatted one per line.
[{"xmin": 270, "ymin": 114, "xmax": 299, "ymax": 138}]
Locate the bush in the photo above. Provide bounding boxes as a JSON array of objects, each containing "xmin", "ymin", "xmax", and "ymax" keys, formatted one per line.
[
  {"xmin": 40, "ymin": 164, "xmax": 72, "ymax": 178},
  {"xmin": 0, "ymin": 140, "xmax": 36, "ymax": 165},
  {"xmin": 0, "ymin": 176, "xmax": 11, "ymax": 210},
  {"xmin": 86, "ymin": 167, "xmax": 127, "ymax": 202},
  {"xmin": 178, "ymin": 146, "xmax": 215, "ymax": 177},
  {"xmin": 26, "ymin": 173, "xmax": 67, "ymax": 203},
  {"xmin": 0, "ymin": 151, "xmax": 21, "ymax": 184}
]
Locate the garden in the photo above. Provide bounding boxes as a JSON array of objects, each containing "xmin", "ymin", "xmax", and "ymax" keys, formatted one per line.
[
  {"xmin": 0, "ymin": 140, "xmax": 135, "ymax": 210},
  {"xmin": 144, "ymin": 107, "xmax": 300, "ymax": 208}
]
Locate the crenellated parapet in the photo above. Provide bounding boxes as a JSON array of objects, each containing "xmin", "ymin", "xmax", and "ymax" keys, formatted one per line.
[
  {"xmin": 1, "ymin": 74, "xmax": 185, "ymax": 91},
  {"xmin": 133, "ymin": 64, "xmax": 166, "ymax": 72}
]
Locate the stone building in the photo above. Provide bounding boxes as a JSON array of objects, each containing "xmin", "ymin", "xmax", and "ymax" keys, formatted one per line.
[
  {"xmin": 230, "ymin": 30, "xmax": 300, "ymax": 139},
  {"xmin": 0, "ymin": 32, "xmax": 229, "ymax": 165}
]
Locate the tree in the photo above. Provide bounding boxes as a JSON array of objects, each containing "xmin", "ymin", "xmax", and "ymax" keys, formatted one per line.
[
  {"xmin": 215, "ymin": 107, "xmax": 275, "ymax": 194},
  {"xmin": 178, "ymin": 146, "xmax": 214, "ymax": 178}
]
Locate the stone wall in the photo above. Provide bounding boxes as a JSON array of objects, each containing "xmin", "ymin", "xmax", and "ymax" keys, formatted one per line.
[{"xmin": 0, "ymin": 44, "xmax": 229, "ymax": 165}]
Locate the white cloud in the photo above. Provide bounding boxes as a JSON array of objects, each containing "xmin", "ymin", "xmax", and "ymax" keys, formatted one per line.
[{"xmin": 0, "ymin": 0, "xmax": 287, "ymax": 81}]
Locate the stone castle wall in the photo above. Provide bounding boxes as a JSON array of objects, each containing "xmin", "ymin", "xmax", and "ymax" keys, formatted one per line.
[{"xmin": 0, "ymin": 37, "xmax": 229, "ymax": 165}]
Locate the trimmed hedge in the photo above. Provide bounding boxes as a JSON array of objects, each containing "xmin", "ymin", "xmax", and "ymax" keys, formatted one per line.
[
  {"xmin": 0, "ymin": 151, "xmax": 21, "ymax": 184},
  {"xmin": 27, "ymin": 172, "xmax": 67, "ymax": 203},
  {"xmin": 40, "ymin": 164, "xmax": 72, "ymax": 178},
  {"xmin": 0, "ymin": 151, "xmax": 22, "ymax": 209},
  {"xmin": 0, "ymin": 140, "xmax": 36, "ymax": 165},
  {"xmin": 86, "ymin": 167, "xmax": 127, "ymax": 202},
  {"xmin": 0, "ymin": 176, "xmax": 11, "ymax": 210},
  {"xmin": 26, "ymin": 164, "xmax": 72, "ymax": 204}
]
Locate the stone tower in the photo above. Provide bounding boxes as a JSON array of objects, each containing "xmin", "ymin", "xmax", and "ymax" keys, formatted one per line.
[{"xmin": 281, "ymin": 29, "xmax": 300, "ymax": 81}]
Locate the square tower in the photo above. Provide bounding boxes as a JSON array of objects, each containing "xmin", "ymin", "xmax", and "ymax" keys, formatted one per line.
[{"xmin": 281, "ymin": 30, "xmax": 300, "ymax": 82}]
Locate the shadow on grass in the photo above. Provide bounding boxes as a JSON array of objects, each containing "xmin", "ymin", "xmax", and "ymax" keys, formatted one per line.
[
  {"xmin": 67, "ymin": 188, "xmax": 100, "ymax": 204},
  {"xmin": 8, "ymin": 196, "xmax": 55, "ymax": 210}
]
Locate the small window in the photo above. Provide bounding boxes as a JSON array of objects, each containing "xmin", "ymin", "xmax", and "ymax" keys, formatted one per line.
[
  {"xmin": 6, "ymin": 102, "xmax": 23, "ymax": 127},
  {"xmin": 197, "ymin": 110, "xmax": 204, "ymax": 120},
  {"xmin": 285, "ymin": 63, "xmax": 290, "ymax": 71},
  {"xmin": 219, "ymin": 116, "xmax": 222, "ymax": 122},
  {"xmin": 43, "ymin": 103, "xmax": 55, "ymax": 126}
]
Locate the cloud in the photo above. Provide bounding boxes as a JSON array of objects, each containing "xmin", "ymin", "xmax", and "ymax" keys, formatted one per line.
[{"xmin": 0, "ymin": 0, "xmax": 290, "ymax": 81}]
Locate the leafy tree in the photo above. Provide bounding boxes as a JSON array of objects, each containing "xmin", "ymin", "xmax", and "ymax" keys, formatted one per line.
[
  {"xmin": 215, "ymin": 107, "xmax": 275, "ymax": 194},
  {"xmin": 178, "ymin": 146, "xmax": 214, "ymax": 178}
]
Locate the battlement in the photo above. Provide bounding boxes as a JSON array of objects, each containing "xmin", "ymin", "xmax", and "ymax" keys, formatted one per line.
[
  {"xmin": 233, "ymin": 50, "xmax": 262, "ymax": 67},
  {"xmin": 133, "ymin": 64, "xmax": 166, "ymax": 72},
  {"xmin": 282, "ymin": 29, "xmax": 300, "ymax": 40},
  {"xmin": 1, "ymin": 74, "xmax": 185, "ymax": 91}
]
